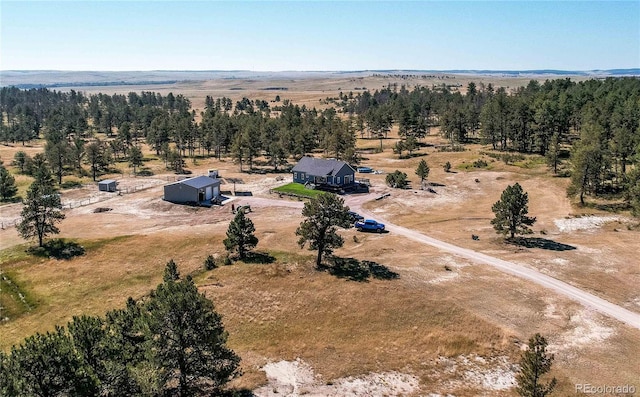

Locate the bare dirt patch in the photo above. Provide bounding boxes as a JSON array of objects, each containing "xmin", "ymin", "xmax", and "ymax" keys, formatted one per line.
[
  {"xmin": 553, "ymin": 215, "xmax": 621, "ymax": 233},
  {"xmin": 254, "ymin": 359, "xmax": 419, "ymax": 397}
]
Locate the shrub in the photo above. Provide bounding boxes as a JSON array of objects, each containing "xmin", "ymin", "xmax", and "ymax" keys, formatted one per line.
[
  {"xmin": 203, "ymin": 255, "xmax": 217, "ymax": 270},
  {"xmin": 137, "ymin": 168, "xmax": 154, "ymax": 177},
  {"xmin": 473, "ymin": 159, "xmax": 488, "ymax": 168},
  {"xmin": 444, "ymin": 161, "xmax": 452, "ymax": 172},
  {"xmin": 385, "ymin": 170, "xmax": 408, "ymax": 189},
  {"xmin": 223, "ymin": 255, "xmax": 232, "ymax": 266}
]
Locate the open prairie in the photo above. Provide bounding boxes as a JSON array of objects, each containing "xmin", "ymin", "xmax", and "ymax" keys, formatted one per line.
[{"xmin": 1, "ymin": 73, "xmax": 638, "ymax": 396}]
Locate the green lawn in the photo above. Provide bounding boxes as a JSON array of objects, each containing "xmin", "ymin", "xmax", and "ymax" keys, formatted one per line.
[{"xmin": 272, "ymin": 182, "xmax": 325, "ymax": 198}]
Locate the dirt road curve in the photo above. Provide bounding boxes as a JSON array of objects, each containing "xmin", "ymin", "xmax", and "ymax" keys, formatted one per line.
[{"xmin": 342, "ymin": 198, "xmax": 640, "ymax": 330}]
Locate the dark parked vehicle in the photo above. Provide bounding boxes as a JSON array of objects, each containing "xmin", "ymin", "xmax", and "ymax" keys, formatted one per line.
[
  {"xmin": 348, "ymin": 211, "xmax": 364, "ymax": 222},
  {"xmin": 355, "ymin": 219, "xmax": 385, "ymax": 233}
]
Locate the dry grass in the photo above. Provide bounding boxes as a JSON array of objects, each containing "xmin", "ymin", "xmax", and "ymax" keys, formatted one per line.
[{"xmin": 1, "ymin": 74, "xmax": 638, "ymax": 395}]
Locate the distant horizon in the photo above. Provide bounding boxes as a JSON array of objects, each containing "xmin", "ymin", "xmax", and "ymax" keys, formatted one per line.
[
  {"xmin": 2, "ymin": 2, "xmax": 638, "ymax": 71},
  {"xmin": 3, "ymin": 68, "xmax": 639, "ymax": 73}
]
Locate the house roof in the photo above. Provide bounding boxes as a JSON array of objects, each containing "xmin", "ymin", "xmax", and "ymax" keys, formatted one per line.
[
  {"xmin": 292, "ymin": 157, "xmax": 354, "ymax": 176},
  {"xmin": 177, "ymin": 175, "xmax": 220, "ymax": 189},
  {"xmin": 98, "ymin": 179, "xmax": 116, "ymax": 184}
]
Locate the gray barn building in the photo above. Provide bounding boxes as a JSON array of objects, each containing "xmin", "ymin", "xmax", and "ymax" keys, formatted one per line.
[
  {"xmin": 163, "ymin": 176, "xmax": 221, "ymax": 204},
  {"xmin": 98, "ymin": 179, "xmax": 117, "ymax": 192}
]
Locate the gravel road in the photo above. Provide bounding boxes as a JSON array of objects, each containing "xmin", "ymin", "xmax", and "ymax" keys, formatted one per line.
[{"xmin": 344, "ymin": 196, "xmax": 640, "ymax": 330}]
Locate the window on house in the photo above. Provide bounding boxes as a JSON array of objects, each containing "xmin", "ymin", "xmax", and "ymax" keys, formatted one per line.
[{"xmin": 294, "ymin": 172, "xmax": 298, "ymax": 179}]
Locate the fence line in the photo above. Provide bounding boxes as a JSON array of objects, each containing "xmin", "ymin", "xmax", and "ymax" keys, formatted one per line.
[
  {"xmin": 0, "ymin": 218, "xmax": 19, "ymax": 230},
  {"xmin": 1, "ymin": 180, "xmax": 165, "ymax": 229}
]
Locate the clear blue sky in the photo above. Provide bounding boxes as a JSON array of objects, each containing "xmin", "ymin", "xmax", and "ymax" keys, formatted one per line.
[{"xmin": 1, "ymin": 1, "xmax": 639, "ymax": 71}]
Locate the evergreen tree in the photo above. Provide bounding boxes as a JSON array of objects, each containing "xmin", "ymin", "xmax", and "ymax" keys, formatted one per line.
[
  {"xmin": 491, "ymin": 183, "xmax": 536, "ymax": 239},
  {"xmin": 163, "ymin": 259, "xmax": 180, "ymax": 282},
  {"xmin": 515, "ymin": 334, "xmax": 557, "ymax": 397},
  {"xmin": 12, "ymin": 150, "xmax": 32, "ymax": 174},
  {"xmin": 415, "ymin": 159, "xmax": 430, "ymax": 187},
  {"xmin": 223, "ymin": 210, "xmax": 258, "ymax": 260},
  {"xmin": 296, "ymin": 193, "xmax": 352, "ymax": 268},
  {"xmin": 67, "ymin": 314, "xmax": 138, "ymax": 395},
  {"xmin": 0, "ymin": 165, "xmax": 18, "ymax": 201},
  {"xmin": 145, "ymin": 263, "xmax": 241, "ymax": 396},
  {"xmin": 8, "ymin": 326, "xmax": 96, "ymax": 396},
  {"xmin": 31, "ymin": 153, "xmax": 55, "ymax": 188},
  {"xmin": 545, "ymin": 133, "xmax": 561, "ymax": 175},
  {"xmin": 16, "ymin": 179, "xmax": 65, "ymax": 247},
  {"xmin": 85, "ymin": 140, "xmax": 109, "ymax": 181},
  {"xmin": 0, "ymin": 350, "xmax": 18, "ymax": 396},
  {"xmin": 568, "ymin": 124, "xmax": 605, "ymax": 205},
  {"xmin": 626, "ymin": 168, "xmax": 640, "ymax": 216},
  {"xmin": 128, "ymin": 146, "xmax": 144, "ymax": 176}
]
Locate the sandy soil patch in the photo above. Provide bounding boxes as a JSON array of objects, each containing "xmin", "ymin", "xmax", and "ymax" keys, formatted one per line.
[
  {"xmin": 550, "ymin": 309, "xmax": 615, "ymax": 353},
  {"xmin": 553, "ymin": 215, "xmax": 620, "ymax": 233},
  {"xmin": 436, "ymin": 355, "xmax": 517, "ymax": 392},
  {"xmin": 254, "ymin": 359, "xmax": 419, "ymax": 397}
]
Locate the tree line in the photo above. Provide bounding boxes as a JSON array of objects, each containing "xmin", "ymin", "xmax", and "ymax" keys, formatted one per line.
[
  {"xmin": 3, "ymin": 77, "xmax": 639, "ymax": 211},
  {"xmin": 338, "ymin": 78, "xmax": 640, "ymax": 212},
  {"xmin": 0, "ymin": 87, "xmax": 358, "ymax": 185}
]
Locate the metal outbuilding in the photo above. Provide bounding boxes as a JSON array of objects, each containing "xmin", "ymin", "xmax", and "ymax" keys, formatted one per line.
[
  {"xmin": 98, "ymin": 179, "xmax": 117, "ymax": 192},
  {"xmin": 163, "ymin": 175, "xmax": 221, "ymax": 204}
]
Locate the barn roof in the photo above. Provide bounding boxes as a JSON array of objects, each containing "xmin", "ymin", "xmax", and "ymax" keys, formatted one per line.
[
  {"xmin": 292, "ymin": 157, "xmax": 354, "ymax": 176},
  {"xmin": 178, "ymin": 175, "xmax": 220, "ymax": 189}
]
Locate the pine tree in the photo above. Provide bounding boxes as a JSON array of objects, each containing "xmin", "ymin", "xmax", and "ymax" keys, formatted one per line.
[
  {"xmin": 31, "ymin": 153, "xmax": 55, "ymax": 188},
  {"xmin": 0, "ymin": 165, "xmax": 18, "ymax": 201},
  {"xmin": 223, "ymin": 210, "xmax": 258, "ymax": 260},
  {"xmin": 145, "ymin": 263, "xmax": 241, "ymax": 396},
  {"xmin": 8, "ymin": 326, "xmax": 96, "ymax": 396},
  {"xmin": 516, "ymin": 334, "xmax": 557, "ymax": 397},
  {"xmin": 296, "ymin": 193, "xmax": 352, "ymax": 268},
  {"xmin": 128, "ymin": 146, "xmax": 144, "ymax": 176},
  {"xmin": 12, "ymin": 151, "xmax": 31, "ymax": 174},
  {"xmin": 16, "ymin": 179, "xmax": 65, "ymax": 247},
  {"xmin": 545, "ymin": 133, "xmax": 561, "ymax": 174},
  {"xmin": 491, "ymin": 183, "xmax": 536, "ymax": 239},
  {"xmin": 415, "ymin": 159, "xmax": 430, "ymax": 188}
]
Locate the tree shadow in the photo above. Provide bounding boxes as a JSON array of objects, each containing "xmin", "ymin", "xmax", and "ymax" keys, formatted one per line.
[
  {"xmin": 242, "ymin": 251, "xmax": 276, "ymax": 264},
  {"xmin": 507, "ymin": 237, "xmax": 576, "ymax": 251},
  {"xmin": 321, "ymin": 257, "xmax": 399, "ymax": 282},
  {"xmin": 399, "ymin": 153, "xmax": 428, "ymax": 159},
  {"xmin": 363, "ymin": 260, "xmax": 399, "ymax": 280},
  {"xmin": 582, "ymin": 201, "xmax": 630, "ymax": 213},
  {"xmin": 27, "ymin": 238, "xmax": 86, "ymax": 260}
]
